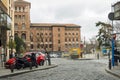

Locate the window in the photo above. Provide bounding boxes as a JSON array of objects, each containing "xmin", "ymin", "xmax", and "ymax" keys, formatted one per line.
[
  {"xmin": 37, "ymin": 33, "xmax": 39, "ymax": 35},
  {"xmin": 14, "ymin": 23, "xmax": 18, "ymax": 30},
  {"xmin": 19, "ymin": 7, "xmax": 21, "ymax": 12},
  {"xmin": 37, "ymin": 44, "xmax": 40, "ymax": 48},
  {"xmin": 15, "ymin": 15, "xmax": 17, "ymax": 19},
  {"xmin": 22, "ymin": 23, "xmax": 25, "ymax": 29},
  {"xmin": 45, "ymin": 33, "xmax": 47, "ymax": 35},
  {"xmin": 19, "ymin": 15, "xmax": 21, "ymax": 20},
  {"xmin": 73, "ymin": 38, "xmax": 74, "ymax": 41},
  {"xmin": 58, "ymin": 47, "xmax": 61, "ymax": 51},
  {"xmin": 15, "ymin": 7, "xmax": 17, "ymax": 11},
  {"xmin": 65, "ymin": 33, "xmax": 67, "ymax": 35},
  {"xmin": 23, "ymin": 7, "xmax": 25, "ymax": 12},
  {"xmin": 58, "ymin": 28, "xmax": 60, "ymax": 31},
  {"xmin": 69, "ymin": 39, "xmax": 71, "ymax": 41},
  {"xmin": 76, "ymin": 33, "xmax": 78, "ymax": 35},
  {"xmin": 49, "ymin": 33, "xmax": 52, "ymax": 35},
  {"xmin": 21, "ymin": 33, "xmax": 26, "ymax": 41},
  {"xmin": 22, "ymin": 15, "xmax": 25, "ymax": 20},
  {"xmin": 58, "ymin": 34, "xmax": 60, "ymax": 37},
  {"xmin": 49, "ymin": 38, "xmax": 52, "ymax": 42},
  {"xmin": 76, "ymin": 38, "xmax": 78, "ymax": 41},
  {"xmin": 65, "ymin": 38, "xmax": 67, "ymax": 42},
  {"xmin": 49, "ymin": 44, "xmax": 52, "ymax": 48},
  {"xmin": 58, "ymin": 40, "xmax": 60, "ymax": 44},
  {"xmin": 46, "ymin": 38, "xmax": 47, "ymax": 42},
  {"xmin": 30, "ymin": 44, "xmax": 34, "ymax": 49}
]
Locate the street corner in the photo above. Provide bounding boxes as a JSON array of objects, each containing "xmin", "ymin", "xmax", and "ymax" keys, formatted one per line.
[{"xmin": 105, "ymin": 68, "xmax": 120, "ymax": 78}]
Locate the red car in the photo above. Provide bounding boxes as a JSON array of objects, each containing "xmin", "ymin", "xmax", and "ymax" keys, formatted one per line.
[
  {"xmin": 24, "ymin": 52, "xmax": 46, "ymax": 65},
  {"xmin": 5, "ymin": 58, "xmax": 16, "ymax": 69},
  {"xmin": 5, "ymin": 52, "xmax": 46, "ymax": 69}
]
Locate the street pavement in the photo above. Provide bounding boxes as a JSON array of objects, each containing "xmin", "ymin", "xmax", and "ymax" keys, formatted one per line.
[
  {"xmin": 0, "ymin": 61, "xmax": 57, "ymax": 78},
  {"xmin": 0, "ymin": 54, "xmax": 120, "ymax": 79},
  {"xmin": 1, "ymin": 57, "xmax": 120, "ymax": 80},
  {"xmin": 82, "ymin": 53, "xmax": 120, "ymax": 78}
]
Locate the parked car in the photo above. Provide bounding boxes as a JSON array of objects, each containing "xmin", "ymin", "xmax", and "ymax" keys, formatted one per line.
[
  {"xmin": 5, "ymin": 57, "xmax": 30, "ymax": 69},
  {"xmin": 50, "ymin": 54, "xmax": 58, "ymax": 58},
  {"xmin": 24, "ymin": 52, "xmax": 46, "ymax": 66},
  {"xmin": 5, "ymin": 52, "xmax": 46, "ymax": 69}
]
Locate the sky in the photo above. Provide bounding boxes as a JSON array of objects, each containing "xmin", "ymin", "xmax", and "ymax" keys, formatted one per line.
[{"xmin": 26, "ymin": 0, "xmax": 118, "ymax": 41}]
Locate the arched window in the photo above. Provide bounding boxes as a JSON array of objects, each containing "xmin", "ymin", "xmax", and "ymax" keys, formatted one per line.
[
  {"xmin": 15, "ymin": 33, "xmax": 18, "ymax": 37},
  {"xmin": 21, "ymin": 33, "xmax": 26, "ymax": 41}
]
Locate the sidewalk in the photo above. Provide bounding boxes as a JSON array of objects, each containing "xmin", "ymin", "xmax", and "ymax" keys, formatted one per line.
[
  {"xmin": 105, "ymin": 65, "xmax": 120, "ymax": 78},
  {"xmin": 80, "ymin": 54, "xmax": 120, "ymax": 78},
  {"xmin": 0, "ymin": 64, "xmax": 58, "ymax": 78}
]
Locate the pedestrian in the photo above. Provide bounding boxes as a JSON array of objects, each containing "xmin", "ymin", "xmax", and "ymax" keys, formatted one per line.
[
  {"xmin": 31, "ymin": 53, "xmax": 38, "ymax": 68},
  {"xmin": 46, "ymin": 51, "xmax": 51, "ymax": 65},
  {"xmin": 97, "ymin": 53, "xmax": 99, "ymax": 59}
]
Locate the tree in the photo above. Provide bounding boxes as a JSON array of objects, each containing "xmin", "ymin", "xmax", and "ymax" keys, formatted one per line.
[
  {"xmin": 96, "ymin": 21, "xmax": 112, "ymax": 49},
  {"xmin": 14, "ymin": 36, "xmax": 26, "ymax": 55}
]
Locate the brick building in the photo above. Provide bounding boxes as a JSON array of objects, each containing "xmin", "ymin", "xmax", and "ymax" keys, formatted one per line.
[
  {"xmin": 14, "ymin": 0, "xmax": 31, "ymax": 51},
  {"xmin": 30, "ymin": 23, "xmax": 81, "ymax": 53},
  {"xmin": 14, "ymin": 0, "xmax": 81, "ymax": 54}
]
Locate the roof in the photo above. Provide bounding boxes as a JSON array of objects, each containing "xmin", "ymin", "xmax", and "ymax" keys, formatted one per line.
[
  {"xmin": 30, "ymin": 23, "xmax": 81, "ymax": 28},
  {"xmin": 14, "ymin": 0, "xmax": 30, "ymax": 4},
  {"xmin": 113, "ymin": 1, "xmax": 120, "ymax": 7}
]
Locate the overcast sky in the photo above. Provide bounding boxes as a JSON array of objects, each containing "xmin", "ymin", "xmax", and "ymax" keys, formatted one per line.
[{"xmin": 26, "ymin": 0, "xmax": 118, "ymax": 41}]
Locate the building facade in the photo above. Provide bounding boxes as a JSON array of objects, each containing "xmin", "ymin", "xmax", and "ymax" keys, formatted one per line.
[
  {"xmin": 30, "ymin": 23, "xmax": 81, "ymax": 53},
  {"xmin": 14, "ymin": 0, "xmax": 31, "ymax": 51},
  {"xmin": 0, "ymin": 0, "xmax": 14, "ymax": 61}
]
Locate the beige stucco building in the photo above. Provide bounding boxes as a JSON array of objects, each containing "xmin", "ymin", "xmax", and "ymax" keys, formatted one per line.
[{"xmin": 0, "ymin": 0, "xmax": 14, "ymax": 61}]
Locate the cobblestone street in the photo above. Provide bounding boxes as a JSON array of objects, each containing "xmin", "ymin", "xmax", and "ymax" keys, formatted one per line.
[{"xmin": 1, "ymin": 58, "xmax": 119, "ymax": 80}]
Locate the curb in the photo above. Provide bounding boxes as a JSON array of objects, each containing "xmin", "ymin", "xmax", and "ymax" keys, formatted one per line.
[
  {"xmin": 0, "ymin": 64, "xmax": 58, "ymax": 78},
  {"xmin": 105, "ymin": 68, "xmax": 120, "ymax": 78},
  {"xmin": 75, "ymin": 58, "xmax": 94, "ymax": 60}
]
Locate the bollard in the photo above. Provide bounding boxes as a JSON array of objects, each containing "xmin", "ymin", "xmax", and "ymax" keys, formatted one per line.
[
  {"xmin": 10, "ymin": 64, "xmax": 14, "ymax": 73},
  {"xmin": 109, "ymin": 59, "xmax": 111, "ymax": 70},
  {"xmin": 29, "ymin": 62, "xmax": 32, "ymax": 70}
]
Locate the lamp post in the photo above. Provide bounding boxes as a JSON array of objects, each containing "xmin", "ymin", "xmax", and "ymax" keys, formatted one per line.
[{"xmin": 9, "ymin": 35, "xmax": 13, "ymax": 59}]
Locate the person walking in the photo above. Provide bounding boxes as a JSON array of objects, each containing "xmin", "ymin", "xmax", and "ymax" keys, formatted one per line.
[
  {"xmin": 46, "ymin": 51, "xmax": 51, "ymax": 65},
  {"xmin": 31, "ymin": 53, "xmax": 38, "ymax": 68},
  {"xmin": 97, "ymin": 53, "xmax": 99, "ymax": 59}
]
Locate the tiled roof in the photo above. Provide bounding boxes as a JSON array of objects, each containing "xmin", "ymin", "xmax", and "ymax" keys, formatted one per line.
[{"xmin": 30, "ymin": 23, "xmax": 81, "ymax": 27}]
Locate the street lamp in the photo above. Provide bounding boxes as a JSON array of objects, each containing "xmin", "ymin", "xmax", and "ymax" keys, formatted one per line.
[{"xmin": 9, "ymin": 35, "xmax": 13, "ymax": 59}]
